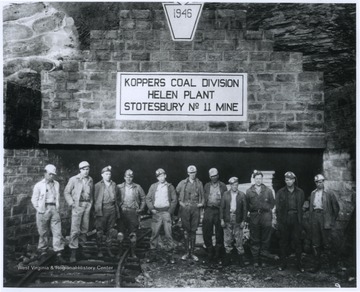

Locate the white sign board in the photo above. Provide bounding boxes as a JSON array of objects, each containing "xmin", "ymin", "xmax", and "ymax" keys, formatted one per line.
[
  {"xmin": 163, "ymin": 2, "xmax": 203, "ymax": 41},
  {"xmin": 116, "ymin": 72, "xmax": 247, "ymax": 121}
]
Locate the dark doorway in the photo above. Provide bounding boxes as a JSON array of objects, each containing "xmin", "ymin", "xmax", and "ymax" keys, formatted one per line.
[
  {"xmin": 4, "ymin": 82, "xmax": 42, "ymax": 148},
  {"xmin": 51, "ymin": 146, "xmax": 323, "ymax": 198}
]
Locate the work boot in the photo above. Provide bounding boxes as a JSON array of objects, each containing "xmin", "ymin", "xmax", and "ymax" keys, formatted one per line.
[
  {"xmin": 296, "ymin": 253, "xmax": 305, "ymax": 273},
  {"xmin": 181, "ymin": 232, "xmax": 190, "ymax": 261},
  {"xmin": 278, "ymin": 257, "xmax": 287, "ymax": 271},
  {"xmin": 96, "ymin": 232, "xmax": 104, "ymax": 258},
  {"xmin": 56, "ymin": 252, "xmax": 66, "ymax": 264},
  {"xmin": 190, "ymin": 237, "xmax": 198, "ymax": 262},
  {"xmin": 69, "ymin": 249, "xmax": 77, "ymax": 263},
  {"xmin": 207, "ymin": 246, "xmax": 214, "ymax": 261},
  {"xmin": 214, "ymin": 245, "xmax": 221, "ymax": 261},
  {"xmin": 223, "ymin": 252, "xmax": 231, "ymax": 266},
  {"xmin": 129, "ymin": 233, "xmax": 137, "ymax": 258},
  {"xmin": 117, "ymin": 232, "xmax": 124, "ymax": 259},
  {"xmin": 309, "ymin": 246, "xmax": 321, "ymax": 273},
  {"xmin": 238, "ymin": 254, "xmax": 245, "ymax": 267}
]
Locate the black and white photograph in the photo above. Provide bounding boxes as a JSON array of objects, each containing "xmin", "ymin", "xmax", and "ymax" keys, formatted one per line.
[{"xmin": 1, "ymin": 0, "xmax": 357, "ymax": 289}]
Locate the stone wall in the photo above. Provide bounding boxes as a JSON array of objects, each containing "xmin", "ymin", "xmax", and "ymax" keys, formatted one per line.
[
  {"xmin": 323, "ymin": 84, "xmax": 356, "ymax": 229},
  {"xmin": 39, "ymin": 7, "xmax": 325, "ymax": 147}
]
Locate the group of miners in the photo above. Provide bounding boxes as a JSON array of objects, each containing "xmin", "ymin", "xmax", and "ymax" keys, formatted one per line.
[{"xmin": 31, "ymin": 162, "xmax": 339, "ymax": 274}]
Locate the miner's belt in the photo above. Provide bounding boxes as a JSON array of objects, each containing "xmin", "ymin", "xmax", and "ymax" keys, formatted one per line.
[
  {"xmin": 45, "ymin": 203, "xmax": 56, "ymax": 206},
  {"xmin": 314, "ymin": 209, "xmax": 324, "ymax": 213},
  {"xmin": 206, "ymin": 205, "xmax": 220, "ymax": 209},
  {"xmin": 251, "ymin": 209, "xmax": 270, "ymax": 214},
  {"xmin": 79, "ymin": 199, "xmax": 90, "ymax": 202},
  {"xmin": 287, "ymin": 210, "xmax": 298, "ymax": 213},
  {"xmin": 122, "ymin": 207, "xmax": 136, "ymax": 211}
]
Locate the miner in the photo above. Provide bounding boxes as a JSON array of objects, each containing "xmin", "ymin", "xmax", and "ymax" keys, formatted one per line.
[
  {"xmin": 176, "ymin": 165, "xmax": 204, "ymax": 261},
  {"xmin": 94, "ymin": 166, "xmax": 120, "ymax": 258},
  {"xmin": 64, "ymin": 161, "xmax": 94, "ymax": 263},
  {"xmin": 309, "ymin": 174, "xmax": 340, "ymax": 273},
  {"xmin": 220, "ymin": 177, "xmax": 247, "ymax": 266},
  {"xmin": 31, "ymin": 164, "xmax": 65, "ymax": 263},
  {"xmin": 245, "ymin": 170, "xmax": 278, "ymax": 267},
  {"xmin": 117, "ymin": 169, "xmax": 146, "ymax": 258},
  {"xmin": 146, "ymin": 168, "xmax": 178, "ymax": 263},
  {"xmin": 275, "ymin": 171, "xmax": 305, "ymax": 272},
  {"xmin": 202, "ymin": 168, "xmax": 227, "ymax": 262}
]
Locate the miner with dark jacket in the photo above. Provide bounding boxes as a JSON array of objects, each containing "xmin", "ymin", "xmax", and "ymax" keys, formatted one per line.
[
  {"xmin": 176, "ymin": 165, "xmax": 204, "ymax": 262},
  {"xmin": 220, "ymin": 177, "xmax": 247, "ymax": 266},
  {"xmin": 202, "ymin": 168, "xmax": 228, "ymax": 262},
  {"xmin": 245, "ymin": 170, "xmax": 277, "ymax": 267},
  {"xmin": 308, "ymin": 174, "xmax": 340, "ymax": 273},
  {"xmin": 94, "ymin": 165, "xmax": 120, "ymax": 258},
  {"xmin": 275, "ymin": 171, "xmax": 305, "ymax": 272}
]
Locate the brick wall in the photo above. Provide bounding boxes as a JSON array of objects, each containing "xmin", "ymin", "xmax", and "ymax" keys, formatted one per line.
[
  {"xmin": 3, "ymin": 149, "xmax": 71, "ymax": 248},
  {"xmin": 40, "ymin": 8, "xmax": 324, "ymax": 140}
]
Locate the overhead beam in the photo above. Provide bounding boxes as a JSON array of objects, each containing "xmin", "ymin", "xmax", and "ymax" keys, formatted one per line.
[{"xmin": 39, "ymin": 129, "xmax": 325, "ymax": 149}]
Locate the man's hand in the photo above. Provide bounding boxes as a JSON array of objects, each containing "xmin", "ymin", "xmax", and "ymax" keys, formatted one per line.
[
  {"xmin": 240, "ymin": 222, "xmax": 245, "ymax": 228},
  {"xmin": 151, "ymin": 209, "xmax": 157, "ymax": 215},
  {"xmin": 179, "ymin": 201, "xmax": 186, "ymax": 208},
  {"xmin": 221, "ymin": 219, "xmax": 225, "ymax": 228},
  {"xmin": 197, "ymin": 203, "xmax": 203, "ymax": 208}
]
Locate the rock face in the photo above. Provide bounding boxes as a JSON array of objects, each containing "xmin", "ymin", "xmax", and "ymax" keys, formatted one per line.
[
  {"xmin": 3, "ymin": 2, "xmax": 79, "ymax": 89},
  {"xmin": 244, "ymin": 3, "xmax": 356, "ymax": 89}
]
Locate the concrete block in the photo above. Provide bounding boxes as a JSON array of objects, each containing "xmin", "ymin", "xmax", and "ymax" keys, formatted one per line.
[
  {"xmin": 218, "ymin": 62, "xmax": 238, "ymax": 72},
  {"xmin": 118, "ymin": 62, "xmax": 140, "ymax": 72},
  {"xmin": 160, "ymin": 62, "xmax": 181, "ymax": 72},
  {"xmin": 132, "ymin": 52, "xmax": 150, "ymax": 61},
  {"xmin": 215, "ymin": 41, "xmax": 236, "ymax": 51},
  {"xmin": 270, "ymin": 52, "xmax": 290, "ymax": 62},
  {"xmin": 174, "ymin": 42, "xmax": 193, "ymax": 50},
  {"xmin": 269, "ymin": 122, "xmax": 285, "ymax": 131},
  {"xmin": 204, "ymin": 30, "xmax": 226, "ymax": 40},
  {"xmin": 250, "ymin": 52, "xmax": 270, "ymax": 61},
  {"xmin": 136, "ymin": 20, "xmax": 152, "ymax": 30},
  {"xmin": 151, "ymin": 51, "xmax": 169, "ymax": 61},
  {"xmin": 186, "ymin": 122, "xmax": 208, "ymax": 131},
  {"xmin": 247, "ymin": 62, "xmax": 265, "ymax": 72},
  {"xmin": 265, "ymin": 103, "xmax": 284, "ymax": 110},
  {"xmin": 286, "ymin": 122, "xmax": 303, "ymax": 132},
  {"xmin": 303, "ymin": 122, "xmax": 324, "ymax": 132},
  {"xmin": 228, "ymin": 121, "xmax": 248, "ymax": 132},
  {"xmin": 120, "ymin": 19, "xmax": 136, "ymax": 30},
  {"xmin": 259, "ymin": 112, "xmax": 275, "ymax": 122},
  {"xmin": 135, "ymin": 31, "xmax": 155, "ymax": 40},
  {"xmin": 276, "ymin": 73, "xmax": 296, "ymax": 82},
  {"xmin": 199, "ymin": 62, "xmax": 218, "ymax": 72},
  {"xmin": 126, "ymin": 40, "xmax": 145, "ymax": 50},
  {"xmin": 140, "ymin": 62, "xmax": 160, "ymax": 72},
  {"xmin": 87, "ymin": 120, "xmax": 103, "ymax": 129},
  {"xmin": 249, "ymin": 122, "xmax": 269, "ymax": 131},
  {"xmin": 153, "ymin": 20, "xmax": 166, "ymax": 30},
  {"xmin": 276, "ymin": 113, "xmax": 295, "ymax": 122},
  {"xmin": 245, "ymin": 30, "xmax": 263, "ymax": 40},
  {"xmin": 285, "ymin": 102, "xmax": 306, "ymax": 111},
  {"xmin": 181, "ymin": 62, "xmax": 199, "ymax": 72},
  {"xmin": 224, "ymin": 51, "xmax": 248, "ymax": 61},
  {"xmin": 266, "ymin": 62, "xmax": 284, "ymax": 71},
  {"xmin": 274, "ymin": 93, "xmax": 294, "ymax": 101},
  {"xmin": 209, "ymin": 122, "xmax": 227, "ymax": 131},
  {"xmin": 145, "ymin": 40, "xmax": 160, "ymax": 51},
  {"xmin": 296, "ymin": 113, "xmax": 315, "ymax": 121},
  {"xmin": 248, "ymin": 103, "xmax": 263, "ymax": 110},
  {"xmin": 113, "ymin": 52, "xmax": 131, "ymax": 61},
  {"xmin": 194, "ymin": 40, "xmax": 215, "ymax": 51},
  {"xmin": 236, "ymin": 40, "xmax": 255, "ymax": 51},
  {"xmin": 62, "ymin": 61, "xmax": 79, "ymax": 72},
  {"xmin": 132, "ymin": 9, "xmax": 151, "ymax": 19}
]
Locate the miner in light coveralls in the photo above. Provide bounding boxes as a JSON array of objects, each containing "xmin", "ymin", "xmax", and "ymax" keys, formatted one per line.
[
  {"xmin": 220, "ymin": 177, "xmax": 247, "ymax": 266},
  {"xmin": 64, "ymin": 161, "xmax": 94, "ymax": 263},
  {"xmin": 31, "ymin": 164, "xmax": 65, "ymax": 263}
]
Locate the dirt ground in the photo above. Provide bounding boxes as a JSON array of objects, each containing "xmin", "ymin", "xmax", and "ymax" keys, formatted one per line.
[
  {"xmin": 138, "ymin": 247, "xmax": 356, "ymax": 288},
  {"xmin": 136, "ymin": 218, "xmax": 356, "ymax": 288}
]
